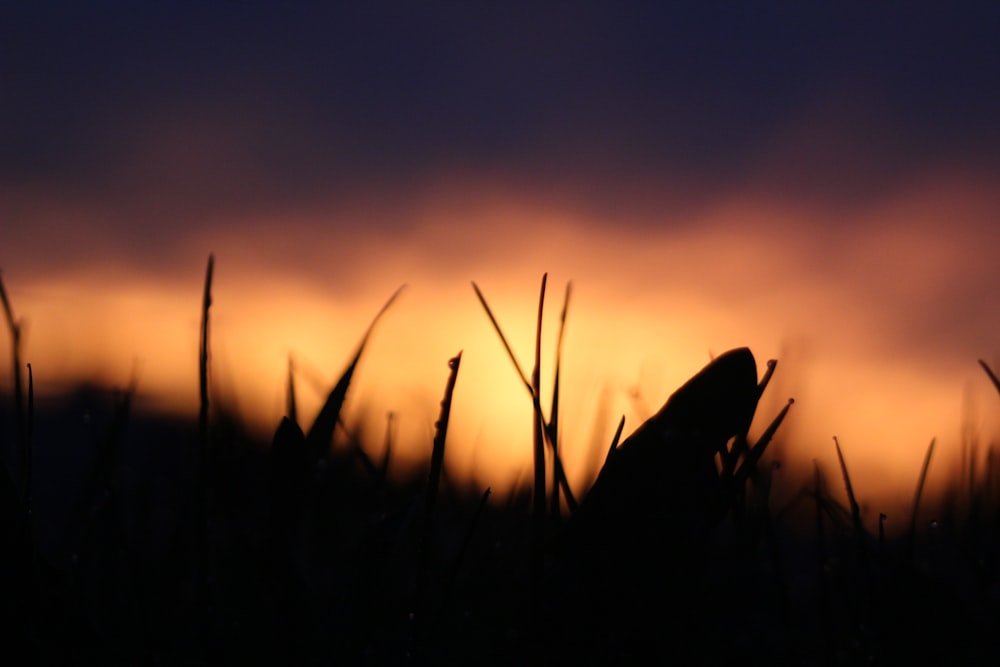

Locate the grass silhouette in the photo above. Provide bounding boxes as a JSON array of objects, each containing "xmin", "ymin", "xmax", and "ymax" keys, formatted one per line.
[{"xmin": 0, "ymin": 261, "xmax": 998, "ymax": 665}]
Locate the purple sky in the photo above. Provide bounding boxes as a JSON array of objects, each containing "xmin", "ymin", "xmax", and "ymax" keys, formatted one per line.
[
  {"xmin": 4, "ymin": 3, "xmax": 998, "ymax": 249},
  {"xmin": 2, "ymin": 2, "xmax": 999, "ymax": 501}
]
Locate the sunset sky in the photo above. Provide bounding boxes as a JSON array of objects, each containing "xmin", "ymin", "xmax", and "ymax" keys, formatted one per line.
[{"xmin": 2, "ymin": 3, "xmax": 999, "ymax": 508}]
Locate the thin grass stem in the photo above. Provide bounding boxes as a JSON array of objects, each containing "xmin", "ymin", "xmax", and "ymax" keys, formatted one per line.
[
  {"xmin": 196, "ymin": 253, "xmax": 214, "ymax": 632},
  {"xmin": 907, "ymin": 438, "xmax": 936, "ymax": 562},
  {"xmin": 199, "ymin": 254, "xmax": 213, "ymax": 452},
  {"xmin": 287, "ymin": 356, "xmax": 298, "ymax": 426},
  {"xmin": 606, "ymin": 415, "xmax": 626, "ymax": 466},
  {"xmin": 833, "ymin": 437, "xmax": 863, "ymax": 534},
  {"xmin": 736, "ymin": 398, "xmax": 794, "ymax": 484},
  {"xmin": 305, "ymin": 285, "xmax": 405, "ymax": 459},
  {"xmin": 25, "ymin": 363, "xmax": 32, "ymax": 510},
  {"xmin": 380, "ymin": 411, "xmax": 395, "ymax": 482},
  {"xmin": 413, "ymin": 352, "xmax": 462, "ymax": 657},
  {"xmin": 548, "ymin": 282, "xmax": 572, "ymax": 516},
  {"xmin": 530, "ymin": 274, "xmax": 547, "ymax": 618},
  {"xmin": 757, "ymin": 359, "xmax": 778, "ymax": 398},
  {"xmin": 1, "ymin": 272, "xmax": 26, "ymax": 494},
  {"xmin": 979, "ymin": 359, "xmax": 1000, "ymax": 398},
  {"xmin": 471, "ymin": 281, "xmax": 578, "ymax": 512},
  {"xmin": 471, "ymin": 282, "xmax": 532, "ymax": 394}
]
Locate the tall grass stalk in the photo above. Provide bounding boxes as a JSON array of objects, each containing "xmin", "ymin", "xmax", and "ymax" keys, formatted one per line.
[
  {"xmin": 833, "ymin": 436, "xmax": 872, "ymax": 593},
  {"xmin": 549, "ymin": 282, "xmax": 574, "ymax": 515},
  {"xmin": 833, "ymin": 437, "xmax": 863, "ymax": 536},
  {"xmin": 380, "ymin": 411, "xmax": 395, "ymax": 482},
  {"xmin": 199, "ymin": 255, "xmax": 213, "ymax": 460},
  {"xmin": 530, "ymin": 274, "xmax": 547, "ymax": 617},
  {"xmin": 757, "ymin": 358, "xmax": 777, "ymax": 398},
  {"xmin": 304, "ymin": 285, "xmax": 405, "ymax": 460},
  {"xmin": 196, "ymin": 253, "xmax": 214, "ymax": 640},
  {"xmin": 734, "ymin": 398, "xmax": 793, "ymax": 486},
  {"xmin": 470, "ymin": 281, "xmax": 576, "ymax": 512},
  {"xmin": 907, "ymin": 438, "xmax": 936, "ymax": 562},
  {"xmin": 286, "ymin": 356, "xmax": 298, "ymax": 426},
  {"xmin": 25, "ymin": 363, "xmax": 32, "ymax": 513},
  {"xmin": 606, "ymin": 415, "xmax": 626, "ymax": 466},
  {"xmin": 413, "ymin": 352, "xmax": 462, "ymax": 656},
  {"xmin": 980, "ymin": 359, "xmax": 1000, "ymax": 398},
  {"xmin": 813, "ymin": 461, "xmax": 834, "ymax": 659},
  {"xmin": 0, "ymin": 271, "xmax": 26, "ymax": 496}
]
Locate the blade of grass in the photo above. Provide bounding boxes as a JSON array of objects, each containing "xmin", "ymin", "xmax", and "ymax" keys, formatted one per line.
[
  {"xmin": 425, "ymin": 353, "xmax": 461, "ymax": 536},
  {"xmin": 549, "ymin": 281, "xmax": 572, "ymax": 516},
  {"xmin": 198, "ymin": 254, "xmax": 213, "ymax": 456},
  {"xmin": 380, "ymin": 411, "xmax": 395, "ymax": 482},
  {"xmin": 287, "ymin": 356, "xmax": 298, "ymax": 426},
  {"xmin": 756, "ymin": 359, "xmax": 777, "ymax": 399},
  {"xmin": 833, "ymin": 437, "xmax": 863, "ymax": 536},
  {"xmin": 413, "ymin": 352, "xmax": 462, "ymax": 657},
  {"xmin": 530, "ymin": 274, "xmax": 547, "ymax": 617},
  {"xmin": 606, "ymin": 415, "xmax": 626, "ymax": 467},
  {"xmin": 305, "ymin": 285, "xmax": 405, "ymax": 459},
  {"xmin": 196, "ymin": 253, "xmax": 214, "ymax": 633},
  {"xmin": 471, "ymin": 281, "xmax": 577, "ymax": 511},
  {"xmin": 813, "ymin": 461, "xmax": 834, "ymax": 658},
  {"xmin": 471, "ymin": 282, "xmax": 532, "ymax": 392},
  {"xmin": 906, "ymin": 437, "xmax": 936, "ymax": 563},
  {"xmin": 1, "ymin": 271, "xmax": 26, "ymax": 495},
  {"xmin": 24, "ymin": 363, "xmax": 32, "ymax": 510},
  {"xmin": 984, "ymin": 447, "xmax": 994, "ymax": 507},
  {"xmin": 712, "ymin": 396, "xmax": 792, "ymax": 536},
  {"xmin": 735, "ymin": 398, "xmax": 794, "ymax": 485},
  {"xmin": 979, "ymin": 359, "xmax": 1000, "ymax": 398},
  {"xmin": 833, "ymin": 436, "xmax": 871, "ymax": 589}
]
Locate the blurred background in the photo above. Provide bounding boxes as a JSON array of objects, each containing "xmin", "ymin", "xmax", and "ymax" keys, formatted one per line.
[{"xmin": 2, "ymin": 2, "xmax": 998, "ymax": 510}]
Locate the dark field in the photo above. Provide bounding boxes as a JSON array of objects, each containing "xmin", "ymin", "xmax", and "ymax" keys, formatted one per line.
[{"xmin": 1, "ymin": 266, "xmax": 998, "ymax": 666}]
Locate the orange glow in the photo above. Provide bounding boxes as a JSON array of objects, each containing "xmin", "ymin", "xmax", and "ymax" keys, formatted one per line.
[{"xmin": 2, "ymin": 172, "xmax": 998, "ymax": 514}]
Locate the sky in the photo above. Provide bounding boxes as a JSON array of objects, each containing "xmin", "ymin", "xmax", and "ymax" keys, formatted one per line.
[{"xmin": 2, "ymin": 2, "xmax": 999, "ymax": 510}]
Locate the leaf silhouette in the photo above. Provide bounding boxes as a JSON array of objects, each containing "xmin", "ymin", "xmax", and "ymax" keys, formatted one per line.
[{"xmin": 304, "ymin": 286, "xmax": 405, "ymax": 460}]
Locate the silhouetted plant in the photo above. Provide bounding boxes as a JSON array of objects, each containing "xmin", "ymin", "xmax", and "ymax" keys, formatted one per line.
[{"xmin": 0, "ymin": 261, "xmax": 997, "ymax": 666}]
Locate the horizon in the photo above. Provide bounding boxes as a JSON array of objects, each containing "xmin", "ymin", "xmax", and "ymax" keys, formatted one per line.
[
  {"xmin": 2, "ymin": 256, "xmax": 997, "ymax": 521},
  {"xmin": 3, "ymin": 3, "xmax": 998, "ymax": 513}
]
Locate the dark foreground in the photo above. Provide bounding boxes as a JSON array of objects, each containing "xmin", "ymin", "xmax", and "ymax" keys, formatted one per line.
[{"xmin": 2, "ymin": 350, "xmax": 999, "ymax": 666}]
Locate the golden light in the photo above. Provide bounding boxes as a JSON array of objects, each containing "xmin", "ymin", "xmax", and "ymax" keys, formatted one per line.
[{"xmin": 2, "ymin": 172, "xmax": 998, "ymax": 515}]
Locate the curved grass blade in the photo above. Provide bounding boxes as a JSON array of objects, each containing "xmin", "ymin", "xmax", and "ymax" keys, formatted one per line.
[
  {"xmin": 756, "ymin": 358, "xmax": 778, "ymax": 398},
  {"xmin": 25, "ymin": 363, "xmax": 33, "ymax": 510},
  {"xmin": 833, "ymin": 436, "xmax": 871, "ymax": 586},
  {"xmin": 813, "ymin": 461, "xmax": 834, "ymax": 656},
  {"xmin": 979, "ymin": 359, "xmax": 1000, "ymax": 398},
  {"xmin": 1, "ymin": 271, "xmax": 26, "ymax": 494},
  {"xmin": 196, "ymin": 254, "xmax": 214, "ymax": 629},
  {"xmin": 198, "ymin": 254, "xmax": 213, "ymax": 452},
  {"xmin": 530, "ymin": 274, "xmax": 547, "ymax": 615},
  {"xmin": 906, "ymin": 437, "xmax": 936, "ymax": 562},
  {"xmin": 735, "ymin": 398, "xmax": 794, "ymax": 484},
  {"xmin": 833, "ymin": 437, "xmax": 863, "ymax": 535},
  {"xmin": 471, "ymin": 281, "xmax": 532, "ymax": 393},
  {"xmin": 305, "ymin": 285, "xmax": 405, "ymax": 459},
  {"xmin": 605, "ymin": 415, "xmax": 626, "ymax": 467},
  {"xmin": 549, "ymin": 281, "xmax": 577, "ymax": 514},
  {"xmin": 471, "ymin": 280, "xmax": 576, "ymax": 510},
  {"xmin": 380, "ymin": 411, "xmax": 395, "ymax": 482}
]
